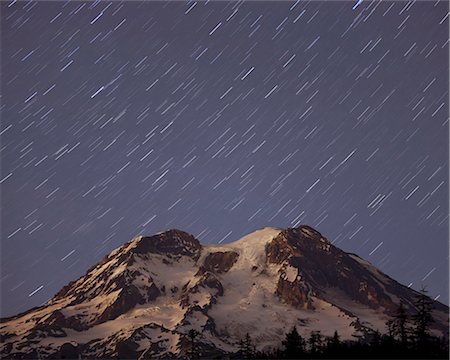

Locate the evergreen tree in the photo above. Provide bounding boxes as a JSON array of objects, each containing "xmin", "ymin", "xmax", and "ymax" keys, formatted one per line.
[
  {"xmin": 275, "ymin": 325, "xmax": 448, "ymax": 360},
  {"xmin": 282, "ymin": 326, "xmax": 305, "ymax": 358},
  {"xmin": 238, "ymin": 333, "xmax": 255, "ymax": 359},
  {"xmin": 412, "ymin": 287, "xmax": 433, "ymax": 351},
  {"xmin": 308, "ymin": 331, "xmax": 323, "ymax": 356},
  {"xmin": 325, "ymin": 330, "xmax": 342, "ymax": 358},
  {"xmin": 392, "ymin": 301, "xmax": 409, "ymax": 346},
  {"xmin": 187, "ymin": 329, "xmax": 200, "ymax": 360},
  {"xmin": 368, "ymin": 331, "xmax": 383, "ymax": 359},
  {"xmin": 386, "ymin": 319, "xmax": 395, "ymax": 338},
  {"xmin": 331, "ymin": 330, "xmax": 340, "ymax": 346},
  {"xmin": 370, "ymin": 330, "xmax": 381, "ymax": 347}
]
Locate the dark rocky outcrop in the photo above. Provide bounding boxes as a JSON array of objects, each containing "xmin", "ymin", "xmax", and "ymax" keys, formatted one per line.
[
  {"xmin": 181, "ymin": 272, "xmax": 224, "ymax": 308},
  {"xmin": 196, "ymin": 251, "xmax": 239, "ymax": 276},
  {"xmin": 132, "ymin": 229, "xmax": 202, "ymax": 260},
  {"xmin": 267, "ymin": 226, "xmax": 408, "ymax": 313},
  {"xmin": 39, "ymin": 310, "xmax": 87, "ymax": 332},
  {"xmin": 96, "ymin": 282, "xmax": 159, "ymax": 324},
  {"xmin": 275, "ymin": 276, "xmax": 314, "ymax": 309}
]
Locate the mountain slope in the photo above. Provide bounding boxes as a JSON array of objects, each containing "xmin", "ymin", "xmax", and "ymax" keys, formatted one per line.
[{"xmin": 1, "ymin": 226, "xmax": 448, "ymax": 359}]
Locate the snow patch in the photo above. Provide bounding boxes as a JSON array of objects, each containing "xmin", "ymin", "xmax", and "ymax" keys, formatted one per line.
[{"xmin": 282, "ymin": 265, "xmax": 298, "ymax": 282}]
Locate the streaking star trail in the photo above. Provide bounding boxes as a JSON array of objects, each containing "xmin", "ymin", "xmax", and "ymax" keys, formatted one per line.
[{"xmin": 1, "ymin": 1, "xmax": 448, "ymax": 318}]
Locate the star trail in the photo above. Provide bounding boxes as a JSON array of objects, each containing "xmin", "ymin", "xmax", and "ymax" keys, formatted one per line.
[{"xmin": 1, "ymin": 0, "xmax": 448, "ymax": 317}]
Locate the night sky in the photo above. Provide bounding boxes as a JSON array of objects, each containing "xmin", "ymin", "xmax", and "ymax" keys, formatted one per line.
[{"xmin": 1, "ymin": 0, "xmax": 449, "ymax": 317}]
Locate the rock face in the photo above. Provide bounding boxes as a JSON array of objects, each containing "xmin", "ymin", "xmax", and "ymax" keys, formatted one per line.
[
  {"xmin": 132, "ymin": 230, "xmax": 202, "ymax": 259},
  {"xmin": 196, "ymin": 251, "xmax": 239, "ymax": 275},
  {"xmin": 268, "ymin": 227, "xmax": 394, "ymax": 311},
  {"xmin": 1, "ymin": 226, "xmax": 448, "ymax": 359}
]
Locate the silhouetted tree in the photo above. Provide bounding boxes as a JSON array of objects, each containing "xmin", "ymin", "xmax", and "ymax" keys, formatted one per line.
[
  {"xmin": 324, "ymin": 330, "xmax": 343, "ymax": 358},
  {"xmin": 262, "ymin": 315, "xmax": 448, "ymax": 360},
  {"xmin": 386, "ymin": 319, "xmax": 395, "ymax": 338},
  {"xmin": 282, "ymin": 326, "xmax": 305, "ymax": 358},
  {"xmin": 238, "ymin": 333, "xmax": 255, "ymax": 359},
  {"xmin": 59, "ymin": 342, "xmax": 80, "ymax": 359},
  {"xmin": 308, "ymin": 331, "xmax": 323, "ymax": 357},
  {"xmin": 412, "ymin": 287, "xmax": 433, "ymax": 352},
  {"xmin": 380, "ymin": 331, "xmax": 396, "ymax": 354},
  {"xmin": 187, "ymin": 329, "xmax": 200, "ymax": 360},
  {"xmin": 371, "ymin": 330, "xmax": 381, "ymax": 347},
  {"xmin": 392, "ymin": 301, "xmax": 409, "ymax": 346}
]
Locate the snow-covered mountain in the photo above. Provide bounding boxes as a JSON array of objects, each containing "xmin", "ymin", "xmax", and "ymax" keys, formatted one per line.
[{"xmin": 1, "ymin": 226, "xmax": 448, "ymax": 358}]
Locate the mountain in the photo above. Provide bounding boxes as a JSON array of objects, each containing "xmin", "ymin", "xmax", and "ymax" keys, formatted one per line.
[{"xmin": 1, "ymin": 226, "xmax": 448, "ymax": 359}]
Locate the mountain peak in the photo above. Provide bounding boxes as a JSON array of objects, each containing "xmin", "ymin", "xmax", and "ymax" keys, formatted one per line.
[
  {"xmin": 272, "ymin": 225, "xmax": 331, "ymax": 252},
  {"xmin": 279, "ymin": 225, "xmax": 328, "ymax": 242},
  {"xmin": 1, "ymin": 225, "xmax": 448, "ymax": 359},
  {"xmin": 126, "ymin": 229, "xmax": 202, "ymax": 259},
  {"xmin": 228, "ymin": 226, "xmax": 283, "ymax": 247},
  {"xmin": 295, "ymin": 224, "xmax": 324, "ymax": 238}
]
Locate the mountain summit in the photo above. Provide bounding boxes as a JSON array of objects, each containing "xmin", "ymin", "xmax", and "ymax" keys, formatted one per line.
[{"xmin": 1, "ymin": 226, "xmax": 448, "ymax": 358}]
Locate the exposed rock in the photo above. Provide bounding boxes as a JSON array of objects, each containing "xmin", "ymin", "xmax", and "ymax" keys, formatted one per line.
[
  {"xmin": 41, "ymin": 310, "xmax": 87, "ymax": 332},
  {"xmin": 275, "ymin": 276, "xmax": 314, "ymax": 309},
  {"xmin": 267, "ymin": 227, "xmax": 395, "ymax": 312},
  {"xmin": 132, "ymin": 229, "xmax": 202, "ymax": 260},
  {"xmin": 181, "ymin": 272, "xmax": 224, "ymax": 308},
  {"xmin": 28, "ymin": 318, "xmax": 68, "ymax": 339},
  {"xmin": 197, "ymin": 273, "xmax": 224, "ymax": 297},
  {"xmin": 196, "ymin": 251, "xmax": 239, "ymax": 276},
  {"xmin": 97, "ymin": 285, "xmax": 146, "ymax": 323}
]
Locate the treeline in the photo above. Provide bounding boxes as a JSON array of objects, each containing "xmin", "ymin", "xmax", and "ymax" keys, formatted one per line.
[{"xmin": 230, "ymin": 289, "xmax": 448, "ymax": 359}]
